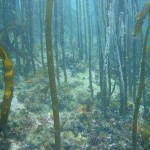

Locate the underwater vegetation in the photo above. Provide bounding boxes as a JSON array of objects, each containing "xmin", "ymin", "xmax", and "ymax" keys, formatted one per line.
[
  {"xmin": 45, "ymin": 0, "xmax": 61, "ymax": 149},
  {"xmin": 0, "ymin": 46, "xmax": 13, "ymax": 130},
  {"xmin": 0, "ymin": 0, "xmax": 150, "ymax": 150},
  {"xmin": 132, "ymin": 2, "xmax": 150, "ymax": 150},
  {"xmin": 134, "ymin": 0, "xmax": 150, "ymax": 35}
]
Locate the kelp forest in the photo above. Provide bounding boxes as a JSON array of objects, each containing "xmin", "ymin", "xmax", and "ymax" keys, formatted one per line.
[{"xmin": 0, "ymin": 0, "xmax": 150, "ymax": 149}]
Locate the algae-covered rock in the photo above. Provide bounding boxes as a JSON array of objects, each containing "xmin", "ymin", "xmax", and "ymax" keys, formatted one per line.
[{"xmin": 76, "ymin": 90, "xmax": 91, "ymax": 103}]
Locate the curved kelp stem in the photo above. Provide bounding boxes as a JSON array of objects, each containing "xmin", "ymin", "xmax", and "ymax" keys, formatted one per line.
[
  {"xmin": 132, "ymin": 15, "xmax": 150, "ymax": 150},
  {"xmin": 134, "ymin": 0, "xmax": 150, "ymax": 35},
  {"xmin": 0, "ymin": 46, "xmax": 13, "ymax": 130},
  {"xmin": 45, "ymin": 0, "xmax": 61, "ymax": 150}
]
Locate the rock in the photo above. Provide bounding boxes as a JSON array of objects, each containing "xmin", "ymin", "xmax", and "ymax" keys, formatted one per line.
[{"xmin": 107, "ymin": 135, "xmax": 112, "ymax": 143}]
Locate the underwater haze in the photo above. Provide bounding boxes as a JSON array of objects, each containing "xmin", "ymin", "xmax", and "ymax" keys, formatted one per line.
[{"xmin": 0, "ymin": 0, "xmax": 150, "ymax": 149}]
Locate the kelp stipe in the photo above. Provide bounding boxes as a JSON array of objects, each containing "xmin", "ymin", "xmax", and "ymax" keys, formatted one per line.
[
  {"xmin": 132, "ymin": 14, "xmax": 150, "ymax": 150},
  {"xmin": 134, "ymin": 0, "xmax": 150, "ymax": 35},
  {"xmin": 0, "ymin": 46, "xmax": 13, "ymax": 130},
  {"xmin": 45, "ymin": 0, "xmax": 61, "ymax": 149}
]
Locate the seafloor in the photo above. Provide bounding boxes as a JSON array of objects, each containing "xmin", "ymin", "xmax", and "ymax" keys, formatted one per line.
[{"xmin": 0, "ymin": 63, "xmax": 149, "ymax": 150}]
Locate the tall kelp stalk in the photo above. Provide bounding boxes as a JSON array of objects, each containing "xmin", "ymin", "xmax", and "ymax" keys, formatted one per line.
[
  {"xmin": 76, "ymin": 0, "xmax": 80, "ymax": 59},
  {"xmin": 107, "ymin": 0, "xmax": 116, "ymax": 105},
  {"xmin": 68, "ymin": 0, "xmax": 75, "ymax": 71},
  {"xmin": 39, "ymin": 0, "xmax": 44, "ymax": 66},
  {"xmin": 100, "ymin": 0, "xmax": 113, "ymax": 116},
  {"xmin": 83, "ymin": 0, "xmax": 88, "ymax": 63},
  {"xmin": 125, "ymin": 1, "xmax": 133, "ymax": 104},
  {"xmin": 68, "ymin": 0, "xmax": 73, "ymax": 50},
  {"xmin": 123, "ymin": 0, "xmax": 128, "ymax": 114},
  {"xmin": 132, "ymin": 38, "xmax": 137, "ymax": 101},
  {"xmin": 114, "ymin": 0, "xmax": 127, "ymax": 115},
  {"xmin": 132, "ymin": 15, "xmax": 150, "ymax": 150},
  {"xmin": 54, "ymin": 0, "xmax": 60, "ymax": 88},
  {"xmin": 114, "ymin": 34, "xmax": 125, "ymax": 112},
  {"xmin": 27, "ymin": 0, "xmax": 36, "ymax": 74},
  {"xmin": 12, "ymin": 0, "xmax": 21, "ymax": 75},
  {"xmin": 125, "ymin": 1, "xmax": 132, "ymax": 99},
  {"xmin": 119, "ymin": 12, "xmax": 126, "ymax": 115},
  {"xmin": 45, "ymin": 0, "xmax": 61, "ymax": 149},
  {"xmin": 0, "ymin": 47, "xmax": 13, "ymax": 130},
  {"xmin": 78, "ymin": 0, "xmax": 83, "ymax": 60},
  {"xmin": 93, "ymin": 0, "xmax": 103, "ymax": 94},
  {"xmin": 60, "ymin": 0, "xmax": 67, "ymax": 83},
  {"xmin": 131, "ymin": 0, "xmax": 138, "ymax": 103},
  {"xmin": 86, "ymin": 0, "xmax": 93, "ymax": 101},
  {"xmin": 112, "ymin": 4, "xmax": 125, "ymax": 115},
  {"xmin": 101, "ymin": 0, "xmax": 108, "ymax": 116},
  {"xmin": 134, "ymin": 0, "xmax": 150, "ymax": 35}
]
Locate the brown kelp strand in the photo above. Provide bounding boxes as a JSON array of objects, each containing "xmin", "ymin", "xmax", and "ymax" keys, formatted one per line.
[
  {"xmin": 134, "ymin": 0, "xmax": 150, "ymax": 35},
  {"xmin": 45, "ymin": 0, "xmax": 61, "ymax": 149},
  {"xmin": 0, "ymin": 46, "xmax": 13, "ymax": 129},
  {"xmin": 132, "ymin": 15, "xmax": 150, "ymax": 150}
]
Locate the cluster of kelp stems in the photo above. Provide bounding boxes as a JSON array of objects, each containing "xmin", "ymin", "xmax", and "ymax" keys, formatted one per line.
[
  {"xmin": 132, "ymin": 13, "xmax": 150, "ymax": 150},
  {"xmin": 0, "ymin": 47, "xmax": 13, "ymax": 130},
  {"xmin": 45, "ymin": 0, "xmax": 61, "ymax": 149}
]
